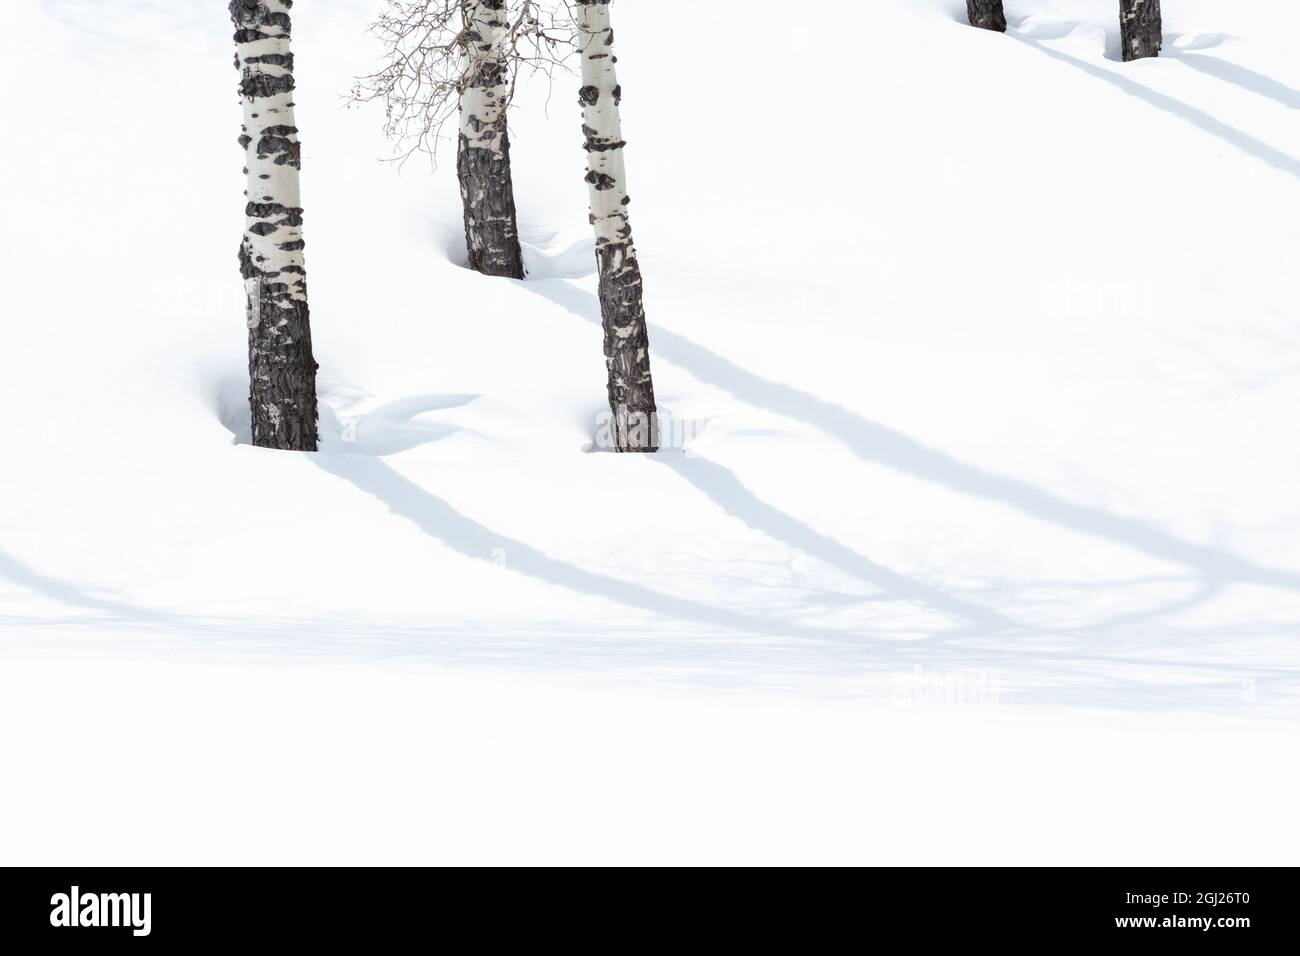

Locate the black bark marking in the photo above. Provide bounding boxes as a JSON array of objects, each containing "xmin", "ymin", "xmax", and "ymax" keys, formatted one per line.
[
  {"xmin": 585, "ymin": 170, "xmax": 616, "ymax": 190},
  {"xmin": 230, "ymin": 0, "xmax": 267, "ymax": 23},
  {"xmin": 1119, "ymin": 0, "xmax": 1162, "ymax": 61},
  {"xmin": 456, "ymin": 129, "xmax": 525, "ymax": 279},
  {"xmin": 237, "ymin": 238, "xmax": 318, "ymax": 449},
  {"xmin": 247, "ymin": 292, "xmax": 319, "ymax": 452},
  {"xmin": 237, "ymin": 241, "xmax": 259, "ymax": 279},
  {"xmin": 578, "ymin": 85, "xmax": 600, "ymax": 106},
  {"xmin": 245, "ymin": 201, "xmax": 287, "ymax": 217},
  {"xmin": 965, "ymin": 1, "xmax": 1007, "ymax": 32},
  {"xmin": 239, "ymin": 71, "xmax": 295, "ymax": 99},
  {"xmin": 245, "ymin": 52, "xmax": 294, "ymax": 70},
  {"xmin": 595, "ymin": 242, "xmax": 657, "ymax": 453},
  {"xmin": 464, "ymin": 56, "xmax": 506, "ymax": 93},
  {"xmin": 255, "ymin": 130, "xmax": 301, "ymax": 168}
]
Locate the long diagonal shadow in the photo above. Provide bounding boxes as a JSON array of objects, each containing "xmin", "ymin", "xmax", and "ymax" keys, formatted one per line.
[
  {"xmin": 1171, "ymin": 51, "xmax": 1300, "ymax": 111},
  {"xmin": 1008, "ymin": 31, "xmax": 1300, "ymax": 183},
  {"xmin": 312, "ymin": 453, "xmax": 922, "ymax": 643},
  {"xmin": 523, "ymin": 279, "xmax": 1300, "ymax": 592},
  {"xmin": 655, "ymin": 454, "xmax": 1015, "ymax": 634}
]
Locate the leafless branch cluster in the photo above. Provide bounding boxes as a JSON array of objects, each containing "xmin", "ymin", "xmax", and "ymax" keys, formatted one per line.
[{"xmin": 350, "ymin": 1, "xmax": 577, "ymax": 165}]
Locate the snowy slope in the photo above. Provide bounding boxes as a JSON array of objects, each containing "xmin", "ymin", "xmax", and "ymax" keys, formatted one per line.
[{"xmin": 1, "ymin": 0, "xmax": 1299, "ymax": 864}]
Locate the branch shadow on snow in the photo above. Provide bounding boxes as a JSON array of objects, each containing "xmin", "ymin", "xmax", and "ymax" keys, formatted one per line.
[
  {"xmin": 4, "ymin": 531, "xmax": 1293, "ymax": 712},
  {"xmin": 305, "ymin": 454, "xmax": 1300, "ymax": 711}
]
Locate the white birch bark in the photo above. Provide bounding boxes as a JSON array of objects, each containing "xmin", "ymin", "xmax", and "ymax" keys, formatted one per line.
[
  {"xmin": 576, "ymin": 0, "xmax": 658, "ymax": 452},
  {"xmin": 456, "ymin": 0, "xmax": 524, "ymax": 278},
  {"xmin": 231, "ymin": 0, "xmax": 318, "ymax": 450},
  {"xmin": 458, "ymin": 1, "xmax": 509, "ymax": 157}
]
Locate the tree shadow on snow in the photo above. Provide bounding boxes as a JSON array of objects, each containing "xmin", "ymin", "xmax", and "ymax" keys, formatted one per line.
[
  {"xmin": 1005, "ymin": 30, "xmax": 1300, "ymax": 183},
  {"xmin": 0, "ymin": 548, "xmax": 166, "ymax": 623},
  {"xmin": 1169, "ymin": 52, "xmax": 1300, "ymax": 111},
  {"xmin": 520, "ymin": 278, "xmax": 1300, "ymax": 600},
  {"xmin": 308, "ymin": 452, "xmax": 918, "ymax": 646}
]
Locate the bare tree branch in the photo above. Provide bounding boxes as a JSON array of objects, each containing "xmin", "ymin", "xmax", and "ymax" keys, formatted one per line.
[{"xmin": 350, "ymin": 0, "xmax": 577, "ymax": 166}]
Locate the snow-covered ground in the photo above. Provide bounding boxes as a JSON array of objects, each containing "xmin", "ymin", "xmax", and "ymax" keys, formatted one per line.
[{"xmin": 2, "ymin": 0, "xmax": 1298, "ymax": 863}]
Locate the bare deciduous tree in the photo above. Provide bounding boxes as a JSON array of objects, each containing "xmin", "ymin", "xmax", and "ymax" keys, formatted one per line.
[
  {"xmin": 231, "ymin": 0, "xmax": 319, "ymax": 451},
  {"xmin": 967, "ymin": 1, "xmax": 1007, "ymax": 33},
  {"xmin": 354, "ymin": 1, "xmax": 572, "ymax": 278},
  {"xmin": 1119, "ymin": 0, "xmax": 1162, "ymax": 61}
]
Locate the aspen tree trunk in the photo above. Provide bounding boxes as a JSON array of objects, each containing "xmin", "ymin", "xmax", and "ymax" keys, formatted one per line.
[
  {"xmin": 457, "ymin": 0, "xmax": 525, "ymax": 279},
  {"xmin": 576, "ymin": 0, "xmax": 658, "ymax": 453},
  {"xmin": 231, "ymin": 0, "xmax": 319, "ymax": 451},
  {"xmin": 1119, "ymin": 0, "xmax": 1162, "ymax": 61},
  {"xmin": 966, "ymin": 1, "xmax": 1006, "ymax": 32}
]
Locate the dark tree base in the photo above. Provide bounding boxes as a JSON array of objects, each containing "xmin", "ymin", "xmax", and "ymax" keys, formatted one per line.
[
  {"xmin": 457, "ymin": 132, "xmax": 525, "ymax": 280},
  {"xmin": 247, "ymin": 290, "xmax": 319, "ymax": 452},
  {"xmin": 967, "ymin": 0, "xmax": 1007, "ymax": 32},
  {"xmin": 1120, "ymin": 0, "xmax": 1162, "ymax": 61},
  {"xmin": 596, "ymin": 243, "xmax": 658, "ymax": 453}
]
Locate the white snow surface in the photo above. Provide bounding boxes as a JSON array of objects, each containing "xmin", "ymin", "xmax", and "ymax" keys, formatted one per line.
[{"xmin": 2, "ymin": 0, "xmax": 1299, "ymax": 864}]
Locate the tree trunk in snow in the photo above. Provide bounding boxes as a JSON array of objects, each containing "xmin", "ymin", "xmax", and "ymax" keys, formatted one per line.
[
  {"xmin": 231, "ymin": 0, "xmax": 319, "ymax": 451},
  {"xmin": 576, "ymin": 0, "xmax": 658, "ymax": 453},
  {"xmin": 966, "ymin": 1, "xmax": 1006, "ymax": 32},
  {"xmin": 1119, "ymin": 0, "xmax": 1162, "ymax": 61},
  {"xmin": 457, "ymin": 0, "xmax": 525, "ymax": 279}
]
